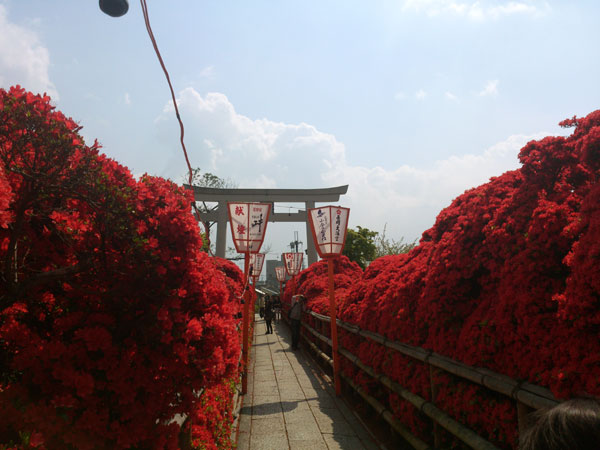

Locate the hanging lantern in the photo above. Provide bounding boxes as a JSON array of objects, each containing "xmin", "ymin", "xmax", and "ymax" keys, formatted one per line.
[
  {"xmin": 249, "ymin": 253, "xmax": 266, "ymax": 280},
  {"xmin": 227, "ymin": 202, "xmax": 271, "ymax": 396},
  {"xmin": 275, "ymin": 266, "xmax": 286, "ymax": 283},
  {"xmin": 228, "ymin": 202, "xmax": 271, "ymax": 254},
  {"xmin": 283, "ymin": 252, "xmax": 303, "ymax": 277},
  {"xmin": 99, "ymin": 0, "xmax": 129, "ymax": 17},
  {"xmin": 307, "ymin": 205, "xmax": 350, "ymax": 397},
  {"xmin": 308, "ymin": 206, "xmax": 350, "ymax": 258}
]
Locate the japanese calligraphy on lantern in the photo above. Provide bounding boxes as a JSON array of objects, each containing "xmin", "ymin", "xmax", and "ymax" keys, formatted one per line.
[
  {"xmin": 283, "ymin": 252, "xmax": 303, "ymax": 276},
  {"xmin": 308, "ymin": 206, "xmax": 350, "ymax": 257},
  {"xmin": 275, "ymin": 266, "xmax": 287, "ymax": 283},
  {"xmin": 249, "ymin": 252, "xmax": 266, "ymax": 279},
  {"xmin": 227, "ymin": 202, "xmax": 271, "ymax": 253}
]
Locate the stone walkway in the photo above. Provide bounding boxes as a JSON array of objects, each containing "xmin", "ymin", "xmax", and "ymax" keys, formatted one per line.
[{"xmin": 236, "ymin": 315, "xmax": 381, "ymax": 450}]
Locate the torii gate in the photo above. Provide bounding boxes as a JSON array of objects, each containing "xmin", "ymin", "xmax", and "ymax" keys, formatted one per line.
[{"xmin": 185, "ymin": 185, "xmax": 348, "ymax": 265}]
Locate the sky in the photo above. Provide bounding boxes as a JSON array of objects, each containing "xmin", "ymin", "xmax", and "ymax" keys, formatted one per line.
[{"xmin": 1, "ymin": 0, "xmax": 599, "ymax": 265}]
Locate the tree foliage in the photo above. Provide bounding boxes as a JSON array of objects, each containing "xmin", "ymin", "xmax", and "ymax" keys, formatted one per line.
[
  {"xmin": 187, "ymin": 168, "xmax": 238, "ymax": 253},
  {"xmin": 189, "ymin": 167, "xmax": 237, "ymax": 191},
  {"xmin": 342, "ymin": 226, "xmax": 378, "ymax": 269},
  {"xmin": 374, "ymin": 224, "xmax": 416, "ymax": 257}
]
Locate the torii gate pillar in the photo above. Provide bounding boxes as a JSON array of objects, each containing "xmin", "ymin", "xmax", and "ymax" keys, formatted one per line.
[
  {"xmin": 186, "ymin": 185, "xmax": 348, "ymax": 266},
  {"xmin": 216, "ymin": 200, "xmax": 228, "ymax": 258},
  {"xmin": 304, "ymin": 200, "xmax": 317, "ymax": 265}
]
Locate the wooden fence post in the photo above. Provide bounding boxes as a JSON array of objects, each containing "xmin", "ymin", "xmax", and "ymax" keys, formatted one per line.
[{"xmin": 429, "ymin": 365, "xmax": 441, "ymax": 448}]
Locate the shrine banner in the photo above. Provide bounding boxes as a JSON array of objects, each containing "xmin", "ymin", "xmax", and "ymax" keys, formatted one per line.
[
  {"xmin": 228, "ymin": 202, "xmax": 271, "ymax": 253},
  {"xmin": 308, "ymin": 206, "xmax": 350, "ymax": 257},
  {"xmin": 283, "ymin": 252, "xmax": 303, "ymax": 276}
]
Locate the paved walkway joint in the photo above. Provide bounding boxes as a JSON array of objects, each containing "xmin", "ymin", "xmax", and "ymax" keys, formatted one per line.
[{"xmin": 236, "ymin": 315, "xmax": 381, "ymax": 450}]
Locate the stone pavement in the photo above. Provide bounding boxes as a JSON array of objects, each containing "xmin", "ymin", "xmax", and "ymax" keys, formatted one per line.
[{"xmin": 236, "ymin": 315, "xmax": 381, "ymax": 450}]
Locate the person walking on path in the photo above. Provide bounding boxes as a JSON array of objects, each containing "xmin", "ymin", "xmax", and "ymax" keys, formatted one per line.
[
  {"xmin": 273, "ymin": 295, "xmax": 281, "ymax": 322},
  {"xmin": 264, "ymin": 299, "xmax": 274, "ymax": 334},
  {"xmin": 288, "ymin": 295, "xmax": 306, "ymax": 350}
]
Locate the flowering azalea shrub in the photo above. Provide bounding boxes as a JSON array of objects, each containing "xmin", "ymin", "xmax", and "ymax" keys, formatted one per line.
[
  {"xmin": 290, "ymin": 110, "xmax": 600, "ymax": 448},
  {"xmin": 188, "ymin": 258, "xmax": 243, "ymax": 450},
  {"xmin": 0, "ymin": 86, "xmax": 241, "ymax": 449},
  {"xmin": 280, "ymin": 256, "xmax": 361, "ymax": 351},
  {"xmin": 281, "ymin": 256, "xmax": 361, "ymax": 315},
  {"xmin": 190, "ymin": 378, "xmax": 238, "ymax": 450}
]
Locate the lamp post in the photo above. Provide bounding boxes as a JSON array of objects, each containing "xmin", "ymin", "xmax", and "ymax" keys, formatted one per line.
[
  {"xmin": 283, "ymin": 251, "xmax": 303, "ymax": 284},
  {"xmin": 249, "ymin": 252, "xmax": 266, "ymax": 323},
  {"xmin": 228, "ymin": 202, "xmax": 271, "ymax": 395},
  {"xmin": 275, "ymin": 266, "xmax": 286, "ymax": 296},
  {"xmin": 307, "ymin": 206, "xmax": 350, "ymax": 396}
]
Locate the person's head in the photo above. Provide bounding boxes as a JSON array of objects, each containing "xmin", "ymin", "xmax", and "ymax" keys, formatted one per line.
[{"xmin": 520, "ymin": 398, "xmax": 600, "ymax": 450}]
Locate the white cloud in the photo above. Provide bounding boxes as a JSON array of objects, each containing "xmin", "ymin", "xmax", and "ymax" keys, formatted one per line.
[
  {"xmin": 154, "ymin": 87, "xmax": 547, "ymax": 245},
  {"xmin": 479, "ymin": 79, "xmax": 499, "ymax": 96},
  {"xmin": 323, "ymin": 132, "xmax": 548, "ymax": 242},
  {"xmin": 401, "ymin": 0, "xmax": 548, "ymax": 20},
  {"xmin": 394, "ymin": 91, "xmax": 406, "ymax": 101},
  {"xmin": 155, "ymin": 88, "xmax": 346, "ymax": 187},
  {"xmin": 124, "ymin": 92, "xmax": 131, "ymax": 105},
  {"xmin": 0, "ymin": 5, "xmax": 57, "ymax": 99},
  {"xmin": 445, "ymin": 91, "xmax": 458, "ymax": 101},
  {"xmin": 415, "ymin": 89, "xmax": 427, "ymax": 100}
]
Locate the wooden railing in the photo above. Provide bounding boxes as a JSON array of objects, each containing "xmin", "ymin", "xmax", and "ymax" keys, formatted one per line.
[{"xmin": 293, "ymin": 309, "xmax": 559, "ymax": 449}]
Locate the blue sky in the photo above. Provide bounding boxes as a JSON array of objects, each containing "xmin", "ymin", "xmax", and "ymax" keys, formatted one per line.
[{"xmin": 1, "ymin": 0, "xmax": 599, "ymax": 262}]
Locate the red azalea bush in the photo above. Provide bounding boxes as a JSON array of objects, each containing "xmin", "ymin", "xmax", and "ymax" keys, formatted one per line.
[
  {"xmin": 190, "ymin": 379, "xmax": 238, "ymax": 450},
  {"xmin": 189, "ymin": 258, "xmax": 243, "ymax": 450},
  {"xmin": 0, "ymin": 86, "xmax": 241, "ymax": 449},
  {"xmin": 281, "ymin": 256, "xmax": 361, "ymax": 315},
  {"xmin": 291, "ymin": 111, "xmax": 600, "ymax": 448}
]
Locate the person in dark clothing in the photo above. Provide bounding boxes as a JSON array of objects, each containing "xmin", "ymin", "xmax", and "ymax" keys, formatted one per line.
[
  {"xmin": 264, "ymin": 299, "xmax": 274, "ymax": 334},
  {"xmin": 288, "ymin": 295, "xmax": 306, "ymax": 349},
  {"xmin": 520, "ymin": 397, "xmax": 600, "ymax": 450},
  {"xmin": 273, "ymin": 295, "xmax": 282, "ymax": 322}
]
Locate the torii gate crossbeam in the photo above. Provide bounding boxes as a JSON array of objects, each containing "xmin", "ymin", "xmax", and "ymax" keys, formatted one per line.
[{"xmin": 184, "ymin": 185, "xmax": 348, "ymax": 265}]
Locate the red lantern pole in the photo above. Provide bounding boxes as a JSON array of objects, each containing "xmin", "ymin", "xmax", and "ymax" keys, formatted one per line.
[
  {"xmin": 327, "ymin": 256, "xmax": 341, "ymax": 396},
  {"xmin": 252, "ymin": 275, "xmax": 259, "ymax": 324},
  {"xmin": 283, "ymin": 252, "xmax": 303, "ymax": 299},
  {"xmin": 228, "ymin": 203, "xmax": 271, "ymax": 396},
  {"xmin": 307, "ymin": 205, "xmax": 350, "ymax": 397},
  {"xmin": 241, "ymin": 252, "xmax": 251, "ymax": 394},
  {"xmin": 275, "ymin": 266, "xmax": 286, "ymax": 298}
]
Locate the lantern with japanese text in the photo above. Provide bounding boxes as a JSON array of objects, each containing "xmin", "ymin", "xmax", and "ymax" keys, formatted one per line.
[
  {"xmin": 249, "ymin": 252, "xmax": 266, "ymax": 282},
  {"xmin": 228, "ymin": 202, "xmax": 271, "ymax": 394},
  {"xmin": 228, "ymin": 202, "xmax": 271, "ymax": 253},
  {"xmin": 308, "ymin": 206, "xmax": 350, "ymax": 257},
  {"xmin": 283, "ymin": 252, "xmax": 303, "ymax": 299},
  {"xmin": 307, "ymin": 205, "xmax": 350, "ymax": 396},
  {"xmin": 249, "ymin": 252, "xmax": 266, "ymax": 327},
  {"xmin": 283, "ymin": 252, "xmax": 303, "ymax": 276},
  {"xmin": 275, "ymin": 266, "xmax": 286, "ymax": 295}
]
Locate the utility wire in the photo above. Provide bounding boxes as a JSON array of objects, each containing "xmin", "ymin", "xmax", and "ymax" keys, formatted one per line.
[{"xmin": 139, "ymin": 0, "xmax": 212, "ymax": 252}]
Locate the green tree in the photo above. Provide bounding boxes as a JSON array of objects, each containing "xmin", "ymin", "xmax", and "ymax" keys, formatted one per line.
[
  {"xmin": 185, "ymin": 168, "xmax": 238, "ymax": 253},
  {"xmin": 342, "ymin": 226, "xmax": 378, "ymax": 269},
  {"xmin": 374, "ymin": 224, "xmax": 416, "ymax": 257}
]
